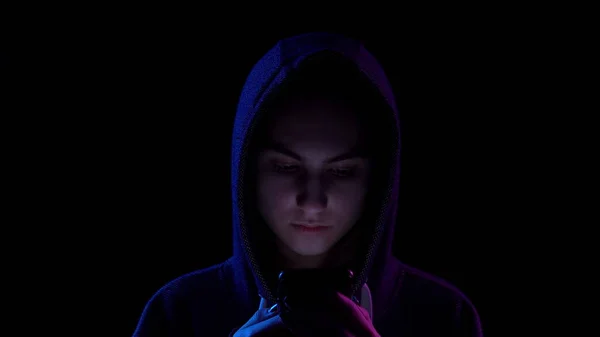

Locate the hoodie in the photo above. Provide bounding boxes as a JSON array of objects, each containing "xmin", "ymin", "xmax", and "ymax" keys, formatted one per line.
[{"xmin": 132, "ymin": 32, "xmax": 483, "ymax": 337}]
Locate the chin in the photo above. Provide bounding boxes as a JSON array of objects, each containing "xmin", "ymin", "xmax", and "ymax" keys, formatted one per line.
[{"xmin": 290, "ymin": 243, "xmax": 331, "ymax": 257}]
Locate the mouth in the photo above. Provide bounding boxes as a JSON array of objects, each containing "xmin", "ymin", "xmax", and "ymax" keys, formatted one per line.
[{"xmin": 291, "ymin": 223, "xmax": 331, "ymax": 233}]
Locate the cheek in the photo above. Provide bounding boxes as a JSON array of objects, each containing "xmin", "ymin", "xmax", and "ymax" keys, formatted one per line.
[
  {"xmin": 332, "ymin": 176, "xmax": 369, "ymax": 198},
  {"xmin": 328, "ymin": 180, "xmax": 369, "ymax": 215},
  {"xmin": 257, "ymin": 175, "xmax": 296, "ymax": 219}
]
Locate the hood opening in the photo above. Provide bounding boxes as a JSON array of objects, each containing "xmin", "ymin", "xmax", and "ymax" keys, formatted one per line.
[{"xmin": 236, "ymin": 49, "xmax": 399, "ymax": 303}]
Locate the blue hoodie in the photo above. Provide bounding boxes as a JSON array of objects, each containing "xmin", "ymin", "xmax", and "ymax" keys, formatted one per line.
[{"xmin": 132, "ymin": 32, "xmax": 483, "ymax": 337}]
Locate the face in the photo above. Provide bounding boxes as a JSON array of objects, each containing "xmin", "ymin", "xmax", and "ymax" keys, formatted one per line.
[{"xmin": 256, "ymin": 98, "xmax": 371, "ymax": 264}]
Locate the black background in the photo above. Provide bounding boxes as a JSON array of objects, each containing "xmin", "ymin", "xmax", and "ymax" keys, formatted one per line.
[{"xmin": 3, "ymin": 8, "xmax": 556, "ymax": 336}]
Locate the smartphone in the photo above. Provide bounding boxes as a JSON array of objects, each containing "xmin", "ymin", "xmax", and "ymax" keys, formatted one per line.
[{"xmin": 276, "ymin": 267, "xmax": 355, "ymax": 313}]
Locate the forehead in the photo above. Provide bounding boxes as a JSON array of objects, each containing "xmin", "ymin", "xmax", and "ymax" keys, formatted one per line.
[{"xmin": 268, "ymin": 98, "xmax": 363, "ymax": 146}]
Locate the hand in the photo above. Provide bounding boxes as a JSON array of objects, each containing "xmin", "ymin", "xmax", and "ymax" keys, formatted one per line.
[
  {"xmin": 232, "ymin": 297, "xmax": 294, "ymax": 337},
  {"xmin": 281, "ymin": 292, "xmax": 381, "ymax": 337}
]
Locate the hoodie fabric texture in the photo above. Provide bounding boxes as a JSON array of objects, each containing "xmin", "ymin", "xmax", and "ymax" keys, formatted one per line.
[{"xmin": 133, "ymin": 32, "xmax": 483, "ymax": 337}]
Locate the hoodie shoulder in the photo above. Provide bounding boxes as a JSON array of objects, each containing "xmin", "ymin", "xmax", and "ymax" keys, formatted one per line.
[
  {"xmin": 132, "ymin": 259, "xmax": 235, "ymax": 337},
  {"xmin": 381, "ymin": 262, "xmax": 483, "ymax": 337}
]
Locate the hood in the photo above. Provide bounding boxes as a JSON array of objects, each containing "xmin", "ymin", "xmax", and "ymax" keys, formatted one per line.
[{"xmin": 230, "ymin": 32, "xmax": 401, "ymax": 310}]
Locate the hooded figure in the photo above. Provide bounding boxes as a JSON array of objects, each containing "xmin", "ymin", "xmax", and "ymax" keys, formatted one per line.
[{"xmin": 133, "ymin": 32, "xmax": 483, "ymax": 337}]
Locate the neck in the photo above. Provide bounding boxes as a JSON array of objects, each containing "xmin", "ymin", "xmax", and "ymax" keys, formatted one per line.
[{"xmin": 275, "ymin": 239, "xmax": 327, "ymax": 269}]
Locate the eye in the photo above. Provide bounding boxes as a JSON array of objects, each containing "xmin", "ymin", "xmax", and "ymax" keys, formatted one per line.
[
  {"xmin": 273, "ymin": 163, "xmax": 299, "ymax": 174},
  {"xmin": 328, "ymin": 167, "xmax": 356, "ymax": 178}
]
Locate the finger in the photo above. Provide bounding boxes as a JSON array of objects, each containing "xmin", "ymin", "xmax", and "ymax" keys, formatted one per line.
[
  {"xmin": 259, "ymin": 296, "xmax": 268, "ymax": 309},
  {"xmin": 293, "ymin": 292, "xmax": 373, "ymax": 335},
  {"xmin": 250, "ymin": 297, "xmax": 279, "ymax": 323},
  {"xmin": 330, "ymin": 292, "xmax": 375, "ymax": 333},
  {"xmin": 236, "ymin": 298, "xmax": 290, "ymax": 336},
  {"xmin": 331, "ymin": 293, "xmax": 372, "ymax": 320},
  {"xmin": 237, "ymin": 299, "xmax": 269, "ymax": 330}
]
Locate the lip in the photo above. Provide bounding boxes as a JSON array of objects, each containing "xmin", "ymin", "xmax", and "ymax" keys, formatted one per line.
[{"xmin": 291, "ymin": 223, "xmax": 331, "ymax": 233}]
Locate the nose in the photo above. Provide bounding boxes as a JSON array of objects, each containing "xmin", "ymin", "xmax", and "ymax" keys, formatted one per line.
[{"xmin": 296, "ymin": 174, "xmax": 328, "ymax": 215}]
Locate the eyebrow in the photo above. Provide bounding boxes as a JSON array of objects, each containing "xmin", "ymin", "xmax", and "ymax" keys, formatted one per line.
[{"xmin": 264, "ymin": 141, "xmax": 366, "ymax": 163}]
